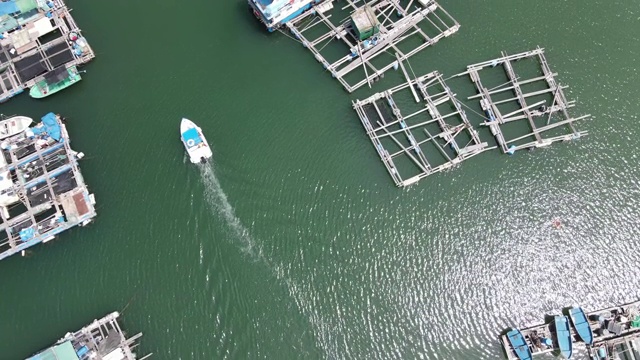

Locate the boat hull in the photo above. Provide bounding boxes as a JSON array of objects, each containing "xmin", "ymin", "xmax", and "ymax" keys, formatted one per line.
[
  {"xmin": 554, "ymin": 315, "xmax": 573, "ymax": 359},
  {"xmin": 180, "ymin": 118, "xmax": 212, "ymax": 164},
  {"xmin": 568, "ymin": 307, "xmax": 594, "ymax": 345},
  {"xmin": 506, "ymin": 328, "xmax": 533, "ymax": 360},
  {"xmin": 0, "ymin": 115, "xmax": 32, "ymax": 140},
  {"xmin": 29, "ymin": 67, "xmax": 82, "ymax": 99}
]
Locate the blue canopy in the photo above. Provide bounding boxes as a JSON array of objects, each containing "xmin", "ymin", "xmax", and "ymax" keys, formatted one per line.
[{"xmin": 182, "ymin": 128, "xmax": 202, "ymax": 148}]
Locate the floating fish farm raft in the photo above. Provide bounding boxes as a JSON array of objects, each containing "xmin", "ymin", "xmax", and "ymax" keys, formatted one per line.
[
  {"xmin": 0, "ymin": 0, "xmax": 94, "ymax": 103},
  {"xmin": 463, "ymin": 47, "xmax": 590, "ymax": 154},
  {"xmin": 286, "ymin": 0, "xmax": 459, "ymax": 92},
  {"xmin": 501, "ymin": 300, "xmax": 640, "ymax": 360},
  {"xmin": 0, "ymin": 113, "xmax": 96, "ymax": 261},
  {"xmin": 352, "ymin": 47, "xmax": 590, "ymax": 187},
  {"xmin": 352, "ymin": 70, "xmax": 489, "ymax": 187},
  {"xmin": 26, "ymin": 312, "xmax": 151, "ymax": 360}
]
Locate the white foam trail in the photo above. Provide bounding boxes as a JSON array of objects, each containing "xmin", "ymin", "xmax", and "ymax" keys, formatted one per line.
[
  {"xmin": 198, "ymin": 163, "xmax": 330, "ymax": 356},
  {"xmin": 199, "ymin": 163, "xmax": 261, "ymax": 259}
]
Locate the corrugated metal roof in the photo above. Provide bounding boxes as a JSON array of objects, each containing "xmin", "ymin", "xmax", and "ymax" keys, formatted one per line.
[{"xmin": 351, "ymin": 6, "xmax": 378, "ymax": 32}]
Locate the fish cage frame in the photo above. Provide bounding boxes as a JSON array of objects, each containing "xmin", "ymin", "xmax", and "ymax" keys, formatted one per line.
[
  {"xmin": 286, "ymin": 0, "xmax": 459, "ymax": 93},
  {"xmin": 353, "ymin": 70, "xmax": 490, "ymax": 187}
]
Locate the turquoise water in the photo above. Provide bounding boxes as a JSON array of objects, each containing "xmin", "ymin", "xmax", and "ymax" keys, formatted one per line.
[{"xmin": 1, "ymin": 0, "xmax": 639, "ymax": 359}]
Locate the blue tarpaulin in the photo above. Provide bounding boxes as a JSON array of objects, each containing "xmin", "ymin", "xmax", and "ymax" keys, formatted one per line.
[
  {"xmin": 31, "ymin": 112, "xmax": 62, "ymax": 141},
  {"xmin": 0, "ymin": 1, "xmax": 19, "ymax": 16},
  {"xmin": 19, "ymin": 227, "xmax": 35, "ymax": 241},
  {"xmin": 182, "ymin": 128, "xmax": 202, "ymax": 148}
]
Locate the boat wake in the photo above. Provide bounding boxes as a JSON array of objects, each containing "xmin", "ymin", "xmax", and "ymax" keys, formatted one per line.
[
  {"xmin": 199, "ymin": 163, "xmax": 261, "ymax": 259},
  {"xmin": 197, "ymin": 163, "xmax": 332, "ymax": 357}
]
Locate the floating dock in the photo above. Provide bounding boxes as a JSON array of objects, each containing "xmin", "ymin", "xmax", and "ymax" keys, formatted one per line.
[
  {"xmin": 353, "ymin": 70, "xmax": 489, "ymax": 187},
  {"xmin": 0, "ymin": 113, "xmax": 96, "ymax": 261},
  {"xmin": 286, "ymin": 0, "xmax": 459, "ymax": 92},
  {"xmin": 501, "ymin": 300, "xmax": 640, "ymax": 359},
  {"xmin": 464, "ymin": 47, "xmax": 590, "ymax": 154},
  {"xmin": 0, "ymin": 0, "xmax": 94, "ymax": 103},
  {"xmin": 26, "ymin": 311, "xmax": 151, "ymax": 360}
]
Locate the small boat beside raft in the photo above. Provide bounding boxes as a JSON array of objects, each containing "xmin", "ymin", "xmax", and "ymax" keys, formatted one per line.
[
  {"xmin": 554, "ymin": 315, "xmax": 573, "ymax": 359},
  {"xmin": 569, "ymin": 306, "xmax": 594, "ymax": 345},
  {"xmin": 0, "ymin": 115, "xmax": 32, "ymax": 139},
  {"xmin": 29, "ymin": 66, "xmax": 82, "ymax": 99},
  {"xmin": 180, "ymin": 118, "xmax": 212, "ymax": 164},
  {"xmin": 505, "ymin": 328, "xmax": 533, "ymax": 360}
]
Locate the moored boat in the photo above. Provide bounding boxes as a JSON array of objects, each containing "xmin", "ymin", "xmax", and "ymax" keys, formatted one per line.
[
  {"xmin": 569, "ymin": 306, "xmax": 594, "ymax": 345},
  {"xmin": 505, "ymin": 328, "xmax": 533, "ymax": 360},
  {"xmin": 180, "ymin": 118, "xmax": 212, "ymax": 164},
  {"xmin": 29, "ymin": 66, "xmax": 82, "ymax": 99},
  {"xmin": 0, "ymin": 115, "xmax": 32, "ymax": 140},
  {"xmin": 554, "ymin": 315, "xmax": 573, "ymax": 359}
]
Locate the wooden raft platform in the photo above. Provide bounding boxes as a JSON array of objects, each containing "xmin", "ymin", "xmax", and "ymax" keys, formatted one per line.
[
  {"xmin": 286, "ymin": 0, "xmax": 459, "ymax": 92},
  {"xmin": 0, "ymin": 0, "xmax": 95, "ymax": 103},
  {"xmin": 26, "ymin": 312, "xmax": 152, "ymax": 360},
  {"xmin": 464, "ymin": 47, "xmax": 590, "ymax": 154},
  {"xmin": 353, "ymin": 70, "xmax": 490, "ymax": 187},
  {"xmin": 0, "ymin": 113, "xmax": 97, "ymax": 261}
]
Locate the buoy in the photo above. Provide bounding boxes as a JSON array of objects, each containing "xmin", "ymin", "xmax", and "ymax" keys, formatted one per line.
[{"xmin": 552, "ymin": 219, "xmax": 562, "ymax": 229}]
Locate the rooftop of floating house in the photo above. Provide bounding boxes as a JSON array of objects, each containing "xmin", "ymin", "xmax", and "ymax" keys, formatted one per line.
[
  {"xmin": 0, "ymin": 0, "xmax": 44, "ymax": 33},
  {"xmin": 26, "ymin": 341, "xmax": 79, "ymax": 360},
  {"xmin": 255, "ymin": 0, "xmax": 289, "ymax": 18}
]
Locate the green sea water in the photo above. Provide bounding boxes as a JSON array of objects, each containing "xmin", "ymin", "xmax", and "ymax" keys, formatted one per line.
[{"xmin": 1, "ymin": 0, "xmax": 639, "ymax": 359}]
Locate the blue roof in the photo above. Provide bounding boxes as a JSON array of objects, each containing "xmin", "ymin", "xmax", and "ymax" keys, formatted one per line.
[
  {"xmin": 182, "ymin": 128, "xmax": 202, "ymax": 148},
  {"xmin": 0, "ymin": 1, "xmax": 19, "ymax": 17}
]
